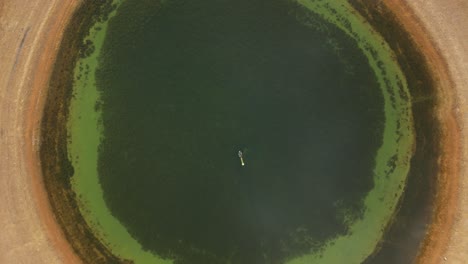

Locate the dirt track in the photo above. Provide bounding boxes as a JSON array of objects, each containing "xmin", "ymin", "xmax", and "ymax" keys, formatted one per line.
[
  {"xmin": 0, "ymin": 0, "xmax": 467, "ymax": 263},
  {"xmin": 0, "ymin": 0, "xmax": 81, "ymax": 263}
]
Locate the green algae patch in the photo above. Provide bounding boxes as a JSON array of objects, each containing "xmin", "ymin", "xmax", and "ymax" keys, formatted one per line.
[
  {"xmin": 68, "ymin": 1, "xmax": 171, "ymax": 263},
  {"xmin": 40, "ymin": 1, "xmax": 133, "ymax": 263},
  {"xmin": 351, "ymin": 1, "xmax": 441, "ymax": 262},
  {"xmin": 287, "ymin": 1, "xmax": 414, "ymax": 263},
  {"xmin": 66, "ymin": 0, "xmax": 415, "ymax": 263}
]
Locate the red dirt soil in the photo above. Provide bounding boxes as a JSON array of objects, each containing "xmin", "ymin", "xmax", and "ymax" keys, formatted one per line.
[{"xmin": 0, "ymin": 0, "xmax": 467, "ymax": 263}]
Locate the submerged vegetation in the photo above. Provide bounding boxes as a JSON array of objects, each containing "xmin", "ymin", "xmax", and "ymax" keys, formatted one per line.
[
  {"xmin": 40, "ymin": 0, "xmax": 439, "ymax": 263},
  {"xmin": 40, "ymin": 0, "xmax": 131, "ymax": 263}
]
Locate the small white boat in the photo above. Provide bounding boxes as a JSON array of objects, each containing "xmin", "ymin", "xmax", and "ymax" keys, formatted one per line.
[{"xmin": 238, "ymin": 150, "xmax": 245, "ymax": 166}]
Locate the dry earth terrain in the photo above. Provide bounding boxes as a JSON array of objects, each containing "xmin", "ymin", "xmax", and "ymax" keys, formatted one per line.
[
  {"xmin": 0, "ymin": 0, "xmax": 81, "ymax": 263},
  {"xmin": 0, "ymin": 0, "xmax": 467, "ymax": 263}
]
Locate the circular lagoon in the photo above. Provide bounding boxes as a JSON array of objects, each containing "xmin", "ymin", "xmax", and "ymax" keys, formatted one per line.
[{"xmin": 41, "ymin": 0, "xmax": 435, "ymax": 263}]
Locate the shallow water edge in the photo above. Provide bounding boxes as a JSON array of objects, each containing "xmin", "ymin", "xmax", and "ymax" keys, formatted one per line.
[
  {"xmin": 350, "ymin": 1, "xmax": 442, "ymax": 263},
  {"xmin": 40, "ymin": 1, "xmax": 131, "ymax": 263},
  {"xmin": 40, "ymin": 1, "xmax": 440, "ymax": 263}
]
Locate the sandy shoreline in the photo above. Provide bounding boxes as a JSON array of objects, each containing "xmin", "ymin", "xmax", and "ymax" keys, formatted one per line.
[{"xmin": 0, "ymin": 0, "xmax": 467, "ymax": 263}]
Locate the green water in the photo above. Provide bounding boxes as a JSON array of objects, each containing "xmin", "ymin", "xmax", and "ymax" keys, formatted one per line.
[
  {"xmin": 68, "ymin": 1, "xmax": 168, "ymax": 262},
  {"xmin": 289, "ymin": 1, "xmax": 414, "ymax": 262},
  {"xmin": 68, "ymin": 0, "xmax": 413, "ymax": 263}
]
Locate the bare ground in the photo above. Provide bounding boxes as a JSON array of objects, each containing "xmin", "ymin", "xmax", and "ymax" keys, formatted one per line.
[
  {"xmin": 0, "ymin": 0, "xmax": 81, "ymax": 263},
  {"xmin": 0, "ymin": 0, "xmax": 467, "ymax": 263}
]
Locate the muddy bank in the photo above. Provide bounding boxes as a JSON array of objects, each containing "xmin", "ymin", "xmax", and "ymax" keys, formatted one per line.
[
  {"xmin": 40, "ymin": 1, "xmax": 130, "ymax": 263},
  {"xmin": 350, "ymin": 1, "xmax": 459, "ymax": 263}
]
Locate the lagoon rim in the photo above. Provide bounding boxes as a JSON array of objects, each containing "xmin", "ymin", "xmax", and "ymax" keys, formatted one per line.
[
  {"xmin": 40, "ymin": 0, "xmax": 441, "ymax": 263},
  {"xmin": 97, "ymin": 0, "xmax": 382, "ymax": 263}
]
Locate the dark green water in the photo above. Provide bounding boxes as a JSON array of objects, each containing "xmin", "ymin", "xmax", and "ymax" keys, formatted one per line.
[{"xmin": 96, "ymin": 0, "xmax": 383, "ymax": 262}]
